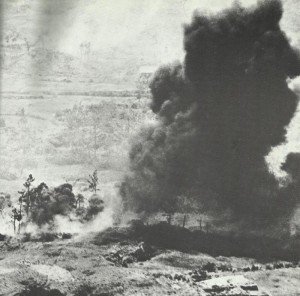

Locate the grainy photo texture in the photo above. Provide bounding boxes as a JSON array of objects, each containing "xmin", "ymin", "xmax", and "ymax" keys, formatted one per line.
[{"xmin": 0, "ymin": 0, "xmax": 299, "ymax": 295}]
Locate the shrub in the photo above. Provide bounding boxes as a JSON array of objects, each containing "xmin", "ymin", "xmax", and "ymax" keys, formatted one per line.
[{"xmin": 15, "ymin": 283, "xmax": 65, "ymax": 296}]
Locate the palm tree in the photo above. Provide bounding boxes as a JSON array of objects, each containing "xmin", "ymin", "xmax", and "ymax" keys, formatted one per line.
[{"xmin": 22, "ymin": 174, "xmax": 35, "ymax": 215}]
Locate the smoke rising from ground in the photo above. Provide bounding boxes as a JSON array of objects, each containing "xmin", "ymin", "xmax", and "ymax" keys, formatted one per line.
[
  {"xmin": 0, "ymin": 179, "xmax": 120, "ymax": 238},
  {"xmin": 121, "ymin": 0, "xmax": 300, "ymax": 229}
]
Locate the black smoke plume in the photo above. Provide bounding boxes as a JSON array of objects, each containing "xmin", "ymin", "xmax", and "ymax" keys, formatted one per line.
[{"xmin": 121, "ymin": 0, "xmax": 300, "ymax": 228}]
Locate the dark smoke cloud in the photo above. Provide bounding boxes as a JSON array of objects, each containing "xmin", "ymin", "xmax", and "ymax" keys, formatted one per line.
[
  {"xmin": 121, "ymin": 0, "xmax": 300, "ymax": 227},
  {"xmin": 281, "ymin": 152, "xmax": 300, "ymax": 182}
]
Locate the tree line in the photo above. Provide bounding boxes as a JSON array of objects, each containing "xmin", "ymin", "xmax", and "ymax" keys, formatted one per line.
[{"xmin": 9, "ymin": 170, "xmax": 103, "ymax": 234}]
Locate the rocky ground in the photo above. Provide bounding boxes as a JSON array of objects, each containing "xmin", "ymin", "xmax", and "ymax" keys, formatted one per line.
[{"xmin": 0, "ymin": 226, "xmax": 299, "ymax": 296}]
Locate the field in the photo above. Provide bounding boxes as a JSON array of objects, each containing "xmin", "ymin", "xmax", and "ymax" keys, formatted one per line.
[
  {"xmin": 0, "ymin": 225, "xmax": 299, "ymax": 296},
  {"xmin": 0, "ymin": 87, "xmax": 154, "ymax": 197}
]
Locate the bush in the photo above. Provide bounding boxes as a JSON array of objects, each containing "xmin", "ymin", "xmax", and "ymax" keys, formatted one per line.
[
  {"xmin": 73, "ymin": 282, "xmax": 115, "ymax": 296},
  {"xmin": 15, "ymin": 283, "xmax": 64, "ymax": 296},
  {"xmin": 202, "ymin": 262, "xmax": 217, "ymax": 273},
  {"xmin": 85, "ymin": 194, "xmax": 104, "ymax": 221}
]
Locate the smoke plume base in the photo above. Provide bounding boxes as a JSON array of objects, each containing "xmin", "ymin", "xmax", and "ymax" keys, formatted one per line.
[{"xmin": 0, "ymin": 175, "xmax": 121, "ymax": 238}]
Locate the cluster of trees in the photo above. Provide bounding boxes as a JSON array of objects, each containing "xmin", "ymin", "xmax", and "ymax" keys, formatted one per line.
[{"xmin": 10, "ymin": 170, "xmax": 104, "ymax": 233}]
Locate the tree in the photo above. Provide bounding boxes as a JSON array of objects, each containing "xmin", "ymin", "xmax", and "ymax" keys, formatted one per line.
[
  {"xmin": 161, "ymin": 197, "xmax": 178, "ymax": 225},
  {"xmin": 19, "ymin": 174, "xmax": 35, "ymax": 216},
  {"xmin": 17, "ymin": 190, "xmax": 25, "ymax": 222},
  {"xmin": 0, "ymin": 193, "xmax": 11, "ymax": 216},
  {"xmin": 29, "ymin": 182, "xmax": 52, "ymax": 226},
  {"xmin": 75, "ymin": 194, "xmax": 85, "ymax": 209},
  {"xmin": 87, "ymin": 170, "xmax": 99, "ymax": 194},
  {"xmin": 13, "ymin": 174, "xmax": 35, "ymax": 233},
  {"xmin": 161, "ymin": 195, "xmax": 199, "ymax": 228},
  {"xmin": 11, "ymin": 208, "xmax": 22, "ymax": 234},
  {"xmin": 52, "ymin": 183, "xmax": 77, "ymax": 215},
  {"xmin": 177, "ymin": 195, "xmax": 203, "ymax": 228},
  {"xmin": 177, "ymin": 195, "xmax": 194, "ymax": 228}
]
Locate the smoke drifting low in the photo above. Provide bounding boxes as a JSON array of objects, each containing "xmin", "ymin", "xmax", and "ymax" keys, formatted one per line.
[{"xmin": 121, "ymin": 0, "xmax": 300, "ymax": 228}]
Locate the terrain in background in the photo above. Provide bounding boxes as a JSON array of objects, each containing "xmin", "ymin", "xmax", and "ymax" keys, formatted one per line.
[
  {"xmin": 1, "ymin": 1, "xmax": 300, "ymax": 295},
  {"xmin": 0, "ymin": 90, "xmax": 154, "ymax": 196}
]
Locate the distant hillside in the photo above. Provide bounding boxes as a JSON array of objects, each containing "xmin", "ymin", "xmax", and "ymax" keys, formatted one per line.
[
  {"xmin": 1, "ymin": 0, "xmax": 300, "ymax": 91},
  {"xmin": 1, "ymin": 31, "xmax": 99, "ymax": 78},
  {"xmin": 1, "ymin": 29, "xmax": 154, "ymax": 91}
]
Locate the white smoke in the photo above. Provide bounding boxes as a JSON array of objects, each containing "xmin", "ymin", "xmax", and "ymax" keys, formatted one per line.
[
  {"xmin": 54, "ymin": 207, "xmax": 114, "ymax": 235},
  {"xmin": 0, "ymin": 210, "xmax": 15, "ymax": 236},
  {"xmin": 53, "ymin": 182, "xmax": 121, "ymax": 235},
  {"xmin": 266, "ymin": 75, "xmax": 300, "ymax": 178}
]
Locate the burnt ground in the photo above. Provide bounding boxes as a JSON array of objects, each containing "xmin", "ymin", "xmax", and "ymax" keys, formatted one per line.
[{"xmin": 0, "ymin": 224, "xmax": 299, "ymax": 296}]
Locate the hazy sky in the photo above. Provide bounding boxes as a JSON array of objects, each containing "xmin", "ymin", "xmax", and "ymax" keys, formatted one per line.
[
  {"xmin": 45, "ymin": 0, "xmax": 300, "ymax": 59},
  {"xmin": 5, "ymin": 0, "xmax": 300, "ymax": 65}
]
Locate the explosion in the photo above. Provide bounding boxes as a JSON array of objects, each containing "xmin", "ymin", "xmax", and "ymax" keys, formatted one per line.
[{"xmin": 121, "ymin": 0, "xmax": 300, "ymax": 229}]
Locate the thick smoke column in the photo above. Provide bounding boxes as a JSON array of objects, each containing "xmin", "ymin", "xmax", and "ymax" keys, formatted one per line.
[{"xmin": 121, "ymin": 0, "xmax": 300, "ymax": 227}]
